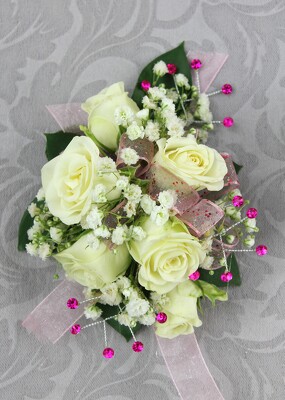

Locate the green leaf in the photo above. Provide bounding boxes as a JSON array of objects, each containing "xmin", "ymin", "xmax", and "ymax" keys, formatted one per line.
[
  {"xmin": 45, "ymin": 131, "xmax": 79, "ymax": 161},
  {"xmin": 132, "ymin": 42, "xmax": 192, "ymax": 107},
  {"xmin": 198, "ymin": 254, "xmax": 241, "ymax": 287},
  {"xmin": 97, "ymin": 303, "xmax": 142, "ymax": 342},
  {"xmin": 196, "ymin": 280, "xmax": 228, "ymax": 305},
  {"xmin": 18, "ymin": 204, "xmax": 35, "ymax": 251},
  {"xmin": 233, "ymin": 161, "xmax": 243, "ymax": 174}
]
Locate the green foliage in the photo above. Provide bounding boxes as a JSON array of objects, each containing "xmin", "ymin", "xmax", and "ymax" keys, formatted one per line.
[
  {"xmin": 233, "ymin": 161, "xmax": 243, "ymax": 174},
  {"xmin": 97, "ymin": 303, "xmax": 142, "ymax": 342},
  {"xmin": 196, "ymin": 280, "xmax": 228, "ymax": 305},
  {"xmin": 132, "ymin": 42, "xmax": 192, "ymax": 107},
  {"xmin": 44, "ymin": 131, "xmax": 79, "ymax": 161},
  {"xmin": 198, "ymin": 254, "xmax": 241, "ymax": 287}
]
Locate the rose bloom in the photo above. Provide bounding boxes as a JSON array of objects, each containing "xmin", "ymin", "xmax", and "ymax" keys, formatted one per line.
[
  {"xmin": 153, "ymin": 136, "xmax": 227, "ymax": 191},
  {"xmin": 54, "ymin": 235, "xmax": 131, "ymax": 289},
  {"xmin": 128, "ymin": 217, "xmax": 206, "ymax": 294},
  {"xmin": 81, "ymin": 82, "xmax": 139, "ymax": 151},
  {"xmin": 41, "ymin": 136, "xmax": 120, "ymax": 225},
  {"xmin": 155, "ymin": 280, "xmax": 202, "ymax": 339}
]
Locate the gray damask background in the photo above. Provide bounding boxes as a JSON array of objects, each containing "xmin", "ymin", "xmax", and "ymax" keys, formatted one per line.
[{"xmin": 1, "ymin": 1, "xmax": 284, "ymax": 399}]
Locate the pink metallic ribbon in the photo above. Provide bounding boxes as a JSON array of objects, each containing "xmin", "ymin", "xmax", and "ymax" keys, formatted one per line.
[
  {"xmin": 157, "ymin": 334, "xmax": 224, "ymax": 400},
  {"xmin": 116, "ymin": 133, "xmax": 154, "ymax": 177},
  {"xmin": 22, "ymin": 280, "xmax": 84, "ymax": 344}
]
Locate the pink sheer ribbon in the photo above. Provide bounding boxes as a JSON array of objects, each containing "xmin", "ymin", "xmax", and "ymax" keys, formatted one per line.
[
  {"xmin": 157, "ymin": 334, "xmax": 224, "ymax": 400},
  {"xmin": 187, "ymin": 51, "xmax": 228, "ymax": 93},
  {"xmin": 22, "ymin": 280, "xmax": 84, "ymax": 344}
]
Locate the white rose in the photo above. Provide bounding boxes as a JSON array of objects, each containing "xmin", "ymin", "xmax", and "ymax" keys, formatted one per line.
[
  {"xmin": 54, "ymin": 235, "xmax": 131, "ymax": 289},
  {"xmin": 155, "ymin": 280, "xmax": 202, "ymax": 339},
  {"xmin": 41, "ymin": 136, "xmax": 120, "ymax": 225},
  {"xmin": 153, "ymin": 136, "xmax": 227, "ymax": 191},
  {"xmin": 81, "ymin": 82, "xmax": 139, "ymax": 151},
  {"xmin": 128, "ymin": 217, "xmax": 206, "ymax": 294}
]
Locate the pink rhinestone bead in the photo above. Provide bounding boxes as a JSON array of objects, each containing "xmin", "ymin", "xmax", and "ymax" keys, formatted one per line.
[
  {"xmin": 132, "ymin": 341, "xmax": 144, "ymax": 353},
  {"xmin": 70, "ymin": 324, "xmax": 81, "ymax": 335},
  {"xmin": 246, "ymin": 208, "xmax": 258, "ymax": 219},
  {"xmin": 103, "ymin": 347, "xmax": 115, "ymax": 359},
  {"xmin": 222, "ymin": 84, "xmax": 233, "ymax": 94},
  {"xmin": 156, "ymin": 312, "xmax": 167, "ymax": 324},
  {"xmin": 232, "ymin": 195, "xmax": 244, "ymax": 208},
  {"xmin": 223, "ymin": 117, "xmax": 234, "ymax": 127},
  {"xmin": 189, "ymin": 271, "xmax": 200, "ymax": 281},
  {"xmin": 191, "ymin": 59, "xmax": 202, "ymax": 70},
  {"xmin": 141, "ymin": 80, "xmax": 151, "ymax": 91},
  {"xmin": 67, "ymin": 298, "xmax": 79, "ymax": 309},
  {"xmin": 220, "ymin": 272, "xmax": 233, "ymax": 282},
  {"xmin": 167, "ymin": 63, "xmax": 177, "ymax": 75},
  {"xmin": 256, "ymin": 245, "xmax": 267, "ymax": 256}
]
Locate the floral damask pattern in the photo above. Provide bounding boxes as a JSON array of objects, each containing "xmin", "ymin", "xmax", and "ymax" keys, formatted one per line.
[{"xmin": 1, "ymin": 1, "xmax": 284, "ymax": 399}]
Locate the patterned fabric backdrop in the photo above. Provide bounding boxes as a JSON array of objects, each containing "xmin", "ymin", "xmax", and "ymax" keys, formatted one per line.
[{"xmin": 1, "ymin": 1, "xmax": 284, "ymax": 399}]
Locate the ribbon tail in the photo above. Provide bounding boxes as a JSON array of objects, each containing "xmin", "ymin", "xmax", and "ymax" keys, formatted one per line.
[
  {"xmin": 46, "ymin": 103, "xmax": 88, "ymax": 133},
  {"xmin": 22, "ymin": 280, "xmax": 85, "ymax": 344},
  {"xmin": 157, "ymin": 333, "xmax": 224, "ymax": 400}
]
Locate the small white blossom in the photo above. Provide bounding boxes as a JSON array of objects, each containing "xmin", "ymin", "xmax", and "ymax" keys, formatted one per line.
[
  {"xmin": 36, "ymin": 188, "xmax": 45, "ymax": 201},
  {"xmin": 124, "ymin": 184, "xmax": 142, "ymax": 203},
  {"xmin": 28, "ymin": 203, "xmax": 38, "ymax": 218},
  {"xmin": 131, "ymin": 226, "xmax": 146, "ymax": 241},
  {"xmin": 150, "ymin": 205, "xmax": 169, "ymax": 226},
  {"xmin": 50, "ymin": 227, "xmax": 63, "ymax": 243},
  {"xmin": 86, "ymin": 207, "xmax": 104, "ymax": 230},
  {"xmin": 92, "ymin": 184, "xmax": 107, "ymax": 203},
  {"xmin": 116, "ymin": 175, "xmax": 129, "ymax": 190},
  {"xmin": 158, "ymin": 190, "xmax": 177, "ymax": 209},
  {"xmin": 136, "ymin": 108, "xmax": 149, "ymax": 121},
  {"xmin": 111, "ymin": 225, "xmax": 129, "ymax": 245},
  {"xmin": 120, "ymin": 148, "xmax": 139, "ymax": 166},
  {"xmin": 124, "ymin": 202, "xmax": 137, "ymax": 218},
  {"xmin": 100, "ymin": 282, "xmax": 122, "ymax": 306},
  {"xmin": 138, "ymin": 312, "xmax": 156, "ymax": 326},
  {"xmin": 175, "ymin": 73, "xmax": 190, "ymax": 89},
  {"xmin": 84, "ymin": 304, "xmax": 102, "ymax": 321},
  {"xmin": 225, "ymin": 235, "xmax": 235, "ymax": 244},
  {"xmin": 86, "ymin": 233, "xmax": 100, "ymax": 250},
  {"xmin": 244, "ymin": 218, "xmax": 258, "ymax": 233},
  {"xmin": 114, "ymin": 106, "xmax": 134, "ymax": 127},
  {"xmin": 161, "ymin": 97, "xmax": 176, "ymax": 113},
  {"xmin": 126, "ymin": 122, "xmax": 144, "ymax": 141},
  {"xmin": 140, "ymin": 194, "xmax": 155, "ymax": 214},
  {"xmin": 97, "ymin": 157, "xmax": 117, "ymax": 174},
  {"xmin": 26, "ymin": 243, "xmax": 38, "ymax": 257},
  {"xmin": 117, "ymin": 276, "xmax": 131, "ymax": 290},
  {"xmin": 126, "ymin": 298, "xmax": 150, "ymax": 318},
  {"xmin": 142, "ymin": 96, "xmax": 157, "ymax": 110},
  {"xmin": 196, "ymin": 94, "xmax": 212, "ymax": 123},
  {"xmin": 27, "ymin": 221, "xmax": 42, "ymax": 240},
  {"xmin": 38, "ymin": 243, "xmax": 51, "ymax": 260},
  {"xmin": 94, "ymin": 225, "xmax": 111, "ymax": 239},
  {"xmin": 144, "ymin": 121, "xmax": 160, "ymax": 142},
  {"xmin": 117, "ymin": 312, "xmax": 136, "ymax": 327},
  {"xmin": 166, "ymin": 89, "xmax": 179, "ymax": 102},
  {"xmin": 148, "ymin": 87, "xmax": 166, "ymax": 101},
  {"xmin": 166, "ymin": 117, "xmax": 185, "ymax": 138},
  {"xmin": 243, "ymin": 235, "xmax": 255, "ymax": 248},
  {"xmin": 228, "ymin": 189, "xmax": 242, "ymax": 200},
  {"xmin": 153, "ymin": 60, "xmax": 168, "ymax": 77}
]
